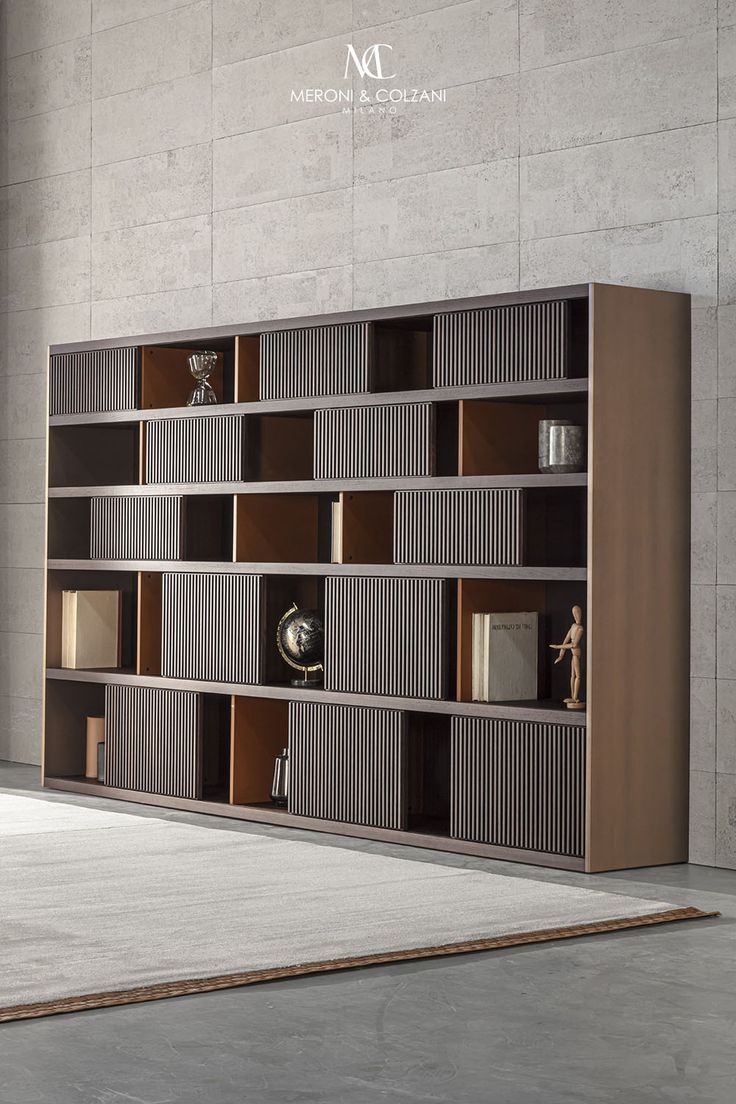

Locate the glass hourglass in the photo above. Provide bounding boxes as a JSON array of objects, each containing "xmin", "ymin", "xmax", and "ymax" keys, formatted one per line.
[{"xmin": 186, "ymin": 350, "xmax": 218, "ymax": 406}]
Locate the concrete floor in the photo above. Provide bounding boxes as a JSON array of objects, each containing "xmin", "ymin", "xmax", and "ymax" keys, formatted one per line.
[{"xmin": 1, "ymin": 761, "xmax": 735, "ymax": 1104}]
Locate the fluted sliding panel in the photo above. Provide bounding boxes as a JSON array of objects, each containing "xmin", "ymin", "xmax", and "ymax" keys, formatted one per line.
[
  {"xmin": 450, "ymin": 717, "xmax": 585, "ymax": 857},
  {"xmin": 49, "ymin": 348, "xmax": 138, "ymax": 415},
  {"xmin": 161, "ymin": 572, "xmax": 263, "ymax": 684},
  {"xmin": 314, "ymin": 402, "xmax": 434, "ymax": 479},
  {"xmin": 288, "ymin": 701, "xmax": 407, "ymax": 829},
  {"xmin": 104, "ymin": 685, "xmax": 202, "ymax": 799},
  {"xmin": 261, "ymin": 323, "xmax": 371, "ymax": 399},
  {"xmin": 324, "ymin": 576, "xmax": 446, "ymax": 699},
  {"xmin": 90, "ymin": 495, "xmax": 183, "ymax": 560},
  {"xmin": 146, "ymin": 414, "xmax": 245, "ymax": 483},
  {"xmin": 433, "ymin": 301, "xmax": 569, "ymax": 386},
  {"xmin": 394, "ymin": 489, "xmax": 523, "ymax": 565}
]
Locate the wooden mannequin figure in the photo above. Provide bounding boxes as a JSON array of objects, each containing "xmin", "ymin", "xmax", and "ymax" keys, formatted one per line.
[{"xmin": 549, "ymin": 605, "xmax": 585, "ymax": 710}]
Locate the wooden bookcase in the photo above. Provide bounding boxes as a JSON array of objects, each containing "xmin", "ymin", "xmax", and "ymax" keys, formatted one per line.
[{"xmin": 42, "ymin": 283, "xmax": 691, "ymax": 873}]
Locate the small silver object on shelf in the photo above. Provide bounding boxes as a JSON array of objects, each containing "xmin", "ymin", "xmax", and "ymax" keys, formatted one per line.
[
  {"xmin": 271, "ymin": 747, "xmax": 289, "ymax": 808},
  {"xmin": 186, "ymin": 351, "xmax": 218, "ymax": 407},
  {"xmin": 538, "ymin": 419, "xmax": 585, "ymax": 474},
  {"xmin": 96, "ymin": 742, "xmax": 105, "ymax": 784}
]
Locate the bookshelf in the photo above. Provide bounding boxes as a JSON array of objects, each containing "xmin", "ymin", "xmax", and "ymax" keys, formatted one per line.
[{"xmin": 42, "ymin": 283, "xmax": 691, "ymax": 873}]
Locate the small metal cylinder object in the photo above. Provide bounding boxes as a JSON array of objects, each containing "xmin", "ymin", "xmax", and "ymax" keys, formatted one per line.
[
  {"xmin": 538, "ymin": 419, "xmax": 585, "ymax": 474},
  {"xmin": 96, "ymin": 741, "xmax": 106, "ymax": 784},
  {"xmin": 271, "ymin": 747, "xmax": 289, "ymax": 808}
]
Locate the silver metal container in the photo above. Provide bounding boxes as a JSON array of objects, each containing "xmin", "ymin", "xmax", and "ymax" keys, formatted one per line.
[
  {"xmin": 538, "ymin": 420, "xmax": 585, "ymax": 474},
  {"xmin": 271, "ymin": 747, "xmax": 289, "ymax": 808}
]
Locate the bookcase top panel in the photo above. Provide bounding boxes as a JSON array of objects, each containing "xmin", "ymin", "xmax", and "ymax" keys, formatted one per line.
[{"xmin": 50, "ymin": 284, "xmax": 592, "ymax": 356}]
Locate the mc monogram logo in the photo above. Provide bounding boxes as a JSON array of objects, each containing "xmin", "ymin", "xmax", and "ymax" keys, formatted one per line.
[{"xmin": 344, "ymin": 43, "xmax": 396, "ymax": 80}]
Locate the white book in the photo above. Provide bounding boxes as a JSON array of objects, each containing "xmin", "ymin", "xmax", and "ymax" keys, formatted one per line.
[
  {"xmin": 471, "ymin": 613, "xmax": 484, "ymax": 701},
  {"xmin": 61, "ymin": 590, "xmax": 121, "ymax": 670},
  {"xmin": 331, "ymin": 498, "xmax": 343, "ymax": 564},
  {"xmin": 485, "ymin": 612, "xmax": 538, "ymax": 702}
]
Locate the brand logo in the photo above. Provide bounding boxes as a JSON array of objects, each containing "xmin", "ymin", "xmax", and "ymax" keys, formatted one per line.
[
  {"xmin": 289, "ymin": 42, "xmax": 445, "ymax": 114},
  {"xmin": 344, "ymin": 43, "xmax": 395, "ymax": 80}
]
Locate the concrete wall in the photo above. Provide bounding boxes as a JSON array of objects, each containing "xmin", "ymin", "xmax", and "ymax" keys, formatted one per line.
[{"xmin": 0, "ymin": 0, "xmax": 731, "ymax": 864}]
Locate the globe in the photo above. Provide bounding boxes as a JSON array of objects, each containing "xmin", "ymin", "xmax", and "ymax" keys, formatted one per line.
[{"xmin": 276, "ymin": 605, "xmax": 324, "ymax": 686}]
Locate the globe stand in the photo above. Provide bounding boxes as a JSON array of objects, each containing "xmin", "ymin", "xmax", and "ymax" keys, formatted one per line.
[{"xmin": 290, "ymin": 672, "xmax": 323, "ymax": 689}]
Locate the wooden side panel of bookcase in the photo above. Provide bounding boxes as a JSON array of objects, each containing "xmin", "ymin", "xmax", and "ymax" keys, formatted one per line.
[{"xmin": 586, "ymin": 283, "xmax": 690, "ymax": 871}]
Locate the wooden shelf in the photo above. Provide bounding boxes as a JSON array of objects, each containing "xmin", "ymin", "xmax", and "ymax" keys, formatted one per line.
[
  {"xmin": 48, "ymin": 378, "xmax": 590, "ymax": 427},
  {"xmin": 44, "ymin": 667, "xmax": 587, "ymax": 726},
  {"xmin": 47, "ymin": 560, "xmax": 587, "ymax": 581},
  {"xmin": 41, "ymin": 775, "xmax": 585, "ymax": 872},
  {"xmin": 48, "ymin": 473, "xmax": 588, "ymax": 498}
]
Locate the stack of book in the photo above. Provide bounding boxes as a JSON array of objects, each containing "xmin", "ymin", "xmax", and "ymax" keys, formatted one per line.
[{"xmin": 471, "ymin": 612, "xmax": 538, "ymax": 702}]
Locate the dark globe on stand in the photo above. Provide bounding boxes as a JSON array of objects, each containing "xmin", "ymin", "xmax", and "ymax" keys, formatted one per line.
[{"xmin": 276, "ymin": 605, "xmax": 324, "ymax": 687}]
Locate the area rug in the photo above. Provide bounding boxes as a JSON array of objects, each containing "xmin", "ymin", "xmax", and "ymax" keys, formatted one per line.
[{"xmin": 0, "ymin": 794, "xmax": 715, "ymax": 1023}]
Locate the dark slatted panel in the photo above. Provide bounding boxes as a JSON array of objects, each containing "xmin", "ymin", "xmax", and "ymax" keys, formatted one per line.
[
  {"xmin": 314, "ymin": 402, "xmax": 435, "ymax": 479},
  {"xmin": 433, "ymin": 301, "xmax": 569, "ymax": 386},
  {"xmin": 90, "ymin": 495, "xmax": 183, "ymax": 560},
  {"xmin": 104, "ymin": 684, "xmax": 202, "ymax": 799},
  {"xmin": 161, "ymin": 572, "xmax": 263, "ymax": 684},
  {"xmin": 324, "ymin": 576, "xmax": 446, "ymax": 699},
  {"xmin": 49, "ymin": 348, "xmax": 138, "ymax": 415},
  {"xmin": 288, "ymin": 701, "xmax": 407, "ymax": 829},
  {"xmin": 450, "ymin": 717, "xmax": 585, "ymax": 857},
  {"xmin": 394, "ymin": 489, "xmax": 523, "ymax": 565},
  {"xmin": 145, "ymin": 414, "xmax": 245, "ymax": 483},
  {"xmin": 260, "ymin": 323, "xmax": 371, "ymax": 399}
]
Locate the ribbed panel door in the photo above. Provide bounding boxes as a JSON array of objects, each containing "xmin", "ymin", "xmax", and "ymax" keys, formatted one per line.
[
  {"xmin": 433, "ymin": 301, "xmax": 569, "ymax": 386},
  {"xmin": 105, "ymin": 685, "xmax": 202, "ymax": 799},
  {"xmin": 90, "ymin": 496, "xmax": 183, "ymax": 559},
  {"xmin": 394, "ymin": 489, "xmax": 523, "ymax": 565},
  {"xmin": 146, "ymin": 415, "xmax": 245, "ymax": 483},
  {"xmin": 314, "ymin": 402, "xmax": 435, "ymax": 479},
  {"xmin": 450, "ymin": 717, "xmax": 585, "ymax": 857},
  {"xmin": 289, "ymin": 701, "xmax": 407, "ymax": 829},
  {"xmin": 324, "ymin": 576, "xmax": 446, "ymax": 699},
  {"xmin": 161, "ymin": 572, "xmax": 263, "ymax": 684},
  {"xmin": 49, "ymin": 348, "xmax": 138, "ymax": 414},
  {"xmin": 260, "ymin": 323, "xmax": 371, "ymax": 399}
]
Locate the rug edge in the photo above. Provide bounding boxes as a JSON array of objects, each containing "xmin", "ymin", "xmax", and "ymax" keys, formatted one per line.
[{"xmin": 0, "ymin": 906, "xmax": 718, "ymax": 1024}]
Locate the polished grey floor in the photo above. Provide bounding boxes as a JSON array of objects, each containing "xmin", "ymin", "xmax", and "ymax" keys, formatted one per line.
[{"xmin": 1, "ymin": 761, "xmax": 735, "ymax": 1104}]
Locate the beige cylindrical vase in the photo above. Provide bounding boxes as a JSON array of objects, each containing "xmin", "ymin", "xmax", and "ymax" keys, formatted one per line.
[{"xmin": 85, "ymin": 717, "xmax": 105, "ymax": 779}]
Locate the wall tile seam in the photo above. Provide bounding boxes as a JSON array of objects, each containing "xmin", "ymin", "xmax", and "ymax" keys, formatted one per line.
[
  {"xmin": 90, "ymin": 67, "xmax": 211, "ymax": 116},
  {"xmin": 519, "ymin": 210, "xmax": 716, "ymax": 247},
  {"xmin": 90, "ymin": 279, "xmax": 216, "ymax": 308},
  {"xmin": 4, "ymin": 28, "xmax": 92, "ymax": 64},
  {"xmin": 211, "ymin": 178, "xmax": 357, "ymax": 215},
  {"xmin": 8, "ymin": 92, "xmax": 92, "ymax": 127},
  {"xmin": 91, "ymin": 210, "xmax": 213, "ymax": 242},
  {"xmin": 517, "ymin": 26, "xmax": 717, "ymax": 79},
  {"xmin": 91, "ymin": 0, "xmax": 205, "ymax": 40},
  {"xmin": 520, "ymin": 119, "xmax": 718, "ymax": 162},
  {"xmin": 5, "ymin": 225, "xmax": 93, "ymax": 251},
  {"xmin": 208, "ymin": 12, "xmax": 713, "ymax": 76}
]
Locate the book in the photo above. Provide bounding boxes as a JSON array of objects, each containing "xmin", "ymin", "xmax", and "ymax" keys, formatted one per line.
[
  {"xmin": 471, "ymin": 612, "xmax": 538, "ymax": 702},
  {"xmin": 61, "ymin": 590, "xmax": 122, "ymax": 670},
  {"xmin": 331, "ymin": 498, "xmax": 343, "ymax": 564}
]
